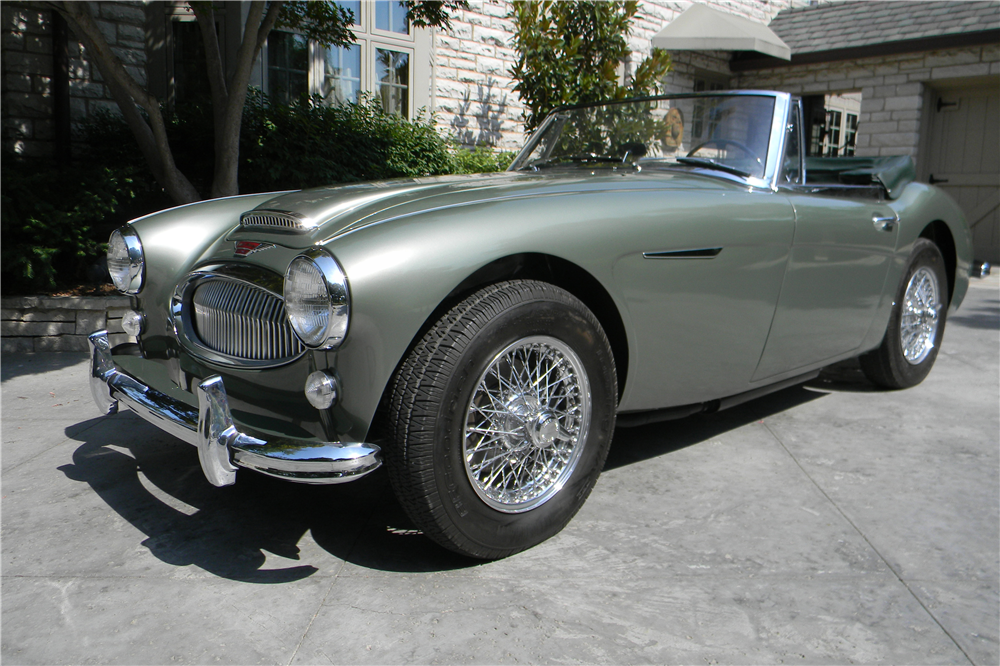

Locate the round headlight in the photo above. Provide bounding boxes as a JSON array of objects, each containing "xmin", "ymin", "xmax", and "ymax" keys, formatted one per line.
[
  {"xmin": 107, "ymin": 226, "xmax": 144, "ymax": 294},
  {"xmin": 283, "ymin": 248, "xmax": 350, "ymax": 349}
]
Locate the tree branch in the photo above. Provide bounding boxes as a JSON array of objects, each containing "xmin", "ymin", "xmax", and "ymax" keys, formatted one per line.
[{"xmin": 50, "ymin": 1, "xmax": 201, "ymax": 203}]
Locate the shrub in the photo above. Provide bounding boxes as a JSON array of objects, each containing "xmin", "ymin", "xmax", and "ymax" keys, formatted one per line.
[
  {"xmin": 239, "ymin": 92, "xmax": 456, "ymax": 192},
  {"xmin": 449, "ymin": 143, "xmax": 517, "ymax": 174},
  {"xmin": 0, "ymin": 154, "xmax": 143, "ymax": 294}
]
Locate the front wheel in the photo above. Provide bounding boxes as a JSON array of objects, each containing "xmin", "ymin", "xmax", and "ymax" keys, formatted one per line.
[
  {"xmin": 385, "ymin": 280, "xmax": 617, "ymax": 559},
  {"xmin": 860, "ymin": 239, "xmax": 948, "ymax": 389}
]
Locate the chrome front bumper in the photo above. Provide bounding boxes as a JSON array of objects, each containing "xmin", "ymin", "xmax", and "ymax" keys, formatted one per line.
[{"xmin": 88, "ymin": 330, "xmax": 381, "ymax": 487}]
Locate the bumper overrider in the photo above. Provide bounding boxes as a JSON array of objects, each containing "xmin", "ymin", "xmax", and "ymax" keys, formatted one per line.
[{"xmin": 88, "ymin": 330, "xmax": 381, "ymax": 487}]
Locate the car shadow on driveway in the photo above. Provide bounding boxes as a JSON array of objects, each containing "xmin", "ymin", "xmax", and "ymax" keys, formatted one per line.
[
  {"xmin": 59, "ymin": 369, "xmax": 872, "ymax": 579},
  {"xmin": 59, "ymin": 415, "xmax": 475, "ymax": 580}
]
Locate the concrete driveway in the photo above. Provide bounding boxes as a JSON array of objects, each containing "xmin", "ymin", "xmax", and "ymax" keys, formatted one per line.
[{"xmin": 2, "ymin": 278, "xmax": 997, "ymax": 665}]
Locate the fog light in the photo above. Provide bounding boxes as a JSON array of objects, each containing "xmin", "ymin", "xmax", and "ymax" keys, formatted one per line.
[
  {"xmin": 121, "ymin": 310, "xmax": 144, "ymax": 337},
  {"xmin": 304, "ymin": 371, "xmax": 338, "ymax": 410}
]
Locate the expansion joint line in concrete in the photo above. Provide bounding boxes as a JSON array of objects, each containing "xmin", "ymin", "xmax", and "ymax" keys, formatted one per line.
[
  {"xmin": 285, "ymin": 509, "xmax": 368, "ymax": 665},
  {"xmin": 761, "ymin": 421, "xmax": 977, "ymax": 666}
]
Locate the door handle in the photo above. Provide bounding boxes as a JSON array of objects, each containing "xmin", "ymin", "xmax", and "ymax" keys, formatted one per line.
[
  {"xmin": 929, "ymin": 174, "xmax": 949, "ymax": 184},
  {"xmin": 873, "ymin": 214, "xmax": 897, "ymax": 232}
]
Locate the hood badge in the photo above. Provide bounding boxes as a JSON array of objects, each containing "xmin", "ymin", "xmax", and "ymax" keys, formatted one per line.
[{"xmin": 234, "ymin": 241, "xmax": 276, "ymax": 257}]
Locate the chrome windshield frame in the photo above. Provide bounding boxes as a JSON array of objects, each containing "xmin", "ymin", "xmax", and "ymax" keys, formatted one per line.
[{"xmin": 508, "ymin": 90, "xmax": 795, "ymax": 192}]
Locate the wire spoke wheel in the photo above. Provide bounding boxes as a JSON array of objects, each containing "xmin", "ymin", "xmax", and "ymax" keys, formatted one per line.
[
  {"xmin": 463, "ymin": 336, "xmax": 590, "ymax": 513},
  {"xmin": 899, "ymin": 266, "xmax": 940, "ymax": 365},
  {"xmin": 860, "ymin": 239, "xmax": 948, "ymax": 390}
]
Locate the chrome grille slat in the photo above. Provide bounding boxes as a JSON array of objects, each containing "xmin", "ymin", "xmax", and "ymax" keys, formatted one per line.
[{"xmin": 191, "ymin": 278, "xmax": 304, "ymax": 363}]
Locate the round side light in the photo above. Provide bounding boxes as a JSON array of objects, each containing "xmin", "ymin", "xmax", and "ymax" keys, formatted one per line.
[{"xmin": 304, "ymin": 371, "xmax": 339, "ymax": 410}]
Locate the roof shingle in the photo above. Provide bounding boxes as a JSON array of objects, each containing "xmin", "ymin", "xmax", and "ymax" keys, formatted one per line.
[{"xmin": 767, "ymin": 1, "xmax": 1000, "ymax": 54}]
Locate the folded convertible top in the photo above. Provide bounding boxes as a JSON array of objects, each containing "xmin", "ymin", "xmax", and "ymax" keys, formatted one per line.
[{"xmin": 804, "ymin": 156, "xmax": 916, "ymax": 199}]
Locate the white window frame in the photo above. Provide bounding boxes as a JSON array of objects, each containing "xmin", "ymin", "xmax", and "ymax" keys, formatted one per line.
[{"xmin": 260, "ymin": 1, "xmax": 429, "ymax": 118}]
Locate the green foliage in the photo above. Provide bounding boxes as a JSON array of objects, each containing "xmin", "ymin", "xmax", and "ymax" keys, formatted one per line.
[
  {"xmin": 239, "ymin": 92, "xmax": 457, "ymax": 191},
  {"xmin": 276, "ymin": 1, "xmax": 356, "ymax": 47},
  {"xmin": 449, "ymin": 143, "xmax": 517, "ymax": 174},
  {"xmin": 0, "ymin": 154, "xmax": 141, "ymax": 294},
  {"xmin": 2, "ymin": 92, "xmax": 515, "ymax": 293},
  {"xmin": 402, "ymin": 0, "xmax": 469, "ymax": 30},
  {"xmin": 509, "ymin": 0, "xmax": 671, "ymax": 132}
]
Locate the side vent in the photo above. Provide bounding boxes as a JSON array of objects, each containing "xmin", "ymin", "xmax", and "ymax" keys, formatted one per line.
[{"xmin": 240, "ymin": 210, "xmax": 315, "ymax": 233}]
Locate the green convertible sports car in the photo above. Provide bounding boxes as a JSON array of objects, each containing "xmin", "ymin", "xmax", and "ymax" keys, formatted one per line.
[{"xmin": 90, "ymin": 91, "xmax": 976, "ymax": 558}]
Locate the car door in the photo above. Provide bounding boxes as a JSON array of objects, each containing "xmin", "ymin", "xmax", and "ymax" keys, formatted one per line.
[
  {"xmin": 614, "ymin": 188, "xmax": 796, "ymax": 411},
  {"xmin": 751, "ymin": 187, "xmax": 898, "ymax": 381}
]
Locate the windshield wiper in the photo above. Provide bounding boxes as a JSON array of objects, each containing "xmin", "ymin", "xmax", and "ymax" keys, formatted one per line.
[
  {"xmin": 522, "ymin": 154, "xmax": 624, "ymax": 170},
  {"xmin": 673, "ymin": 157, "xmax": 752, "ymax": 178}
]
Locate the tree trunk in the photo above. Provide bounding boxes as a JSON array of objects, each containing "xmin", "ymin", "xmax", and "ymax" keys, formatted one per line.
[
  {"xmin": 51, "ymin": 2, "xmax": 202, "ymax": 204},
  {"xmin": 197, "ymin": 1, "xmax": 284, "ymax": 199}
]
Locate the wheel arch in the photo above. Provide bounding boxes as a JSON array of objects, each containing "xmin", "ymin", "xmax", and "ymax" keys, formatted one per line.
[
  {"xmin": 919, "ymin": 220, "xmax": 957, "ymax": 304},
  {"xmin": 378, "ymin": 253, "xmax": 630, "ymax": 416}
]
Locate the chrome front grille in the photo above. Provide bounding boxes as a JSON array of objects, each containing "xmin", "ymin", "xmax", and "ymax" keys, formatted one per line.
[
  {"xmin": 191, "ymin": 278, "xmax": 304, "ymax": 362},
  {"xmin": 240, "ymin": 210, "xmax": 310, "ymax": 232}
]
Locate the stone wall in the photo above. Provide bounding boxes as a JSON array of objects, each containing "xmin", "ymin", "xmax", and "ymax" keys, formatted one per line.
[
  {"xmin": 1, "ymin": 1, "xmax": 146, "ymax": 157},
  {"xmin": 432, "ymin": 0, "xmax": 806, "ymax": 150},
  {"xmin": 431, "ymin": 0, "xmax": 524, "ymax": 151},
  {"xmin": 734, "ymin": 44, "xmax": 1000, "ymax": 162},
  {"xmin": 1, "ymin": 296, "xmax": 133, "ymax": 353},
  {"xmin": 629, "ymin": 0, "xmax": 804, "ymax": 94}
]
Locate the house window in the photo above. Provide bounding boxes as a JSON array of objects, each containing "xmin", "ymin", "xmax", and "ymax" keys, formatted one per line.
[
  {"xmin": 824, "ymin": 109, "xmax": 842, "ymax": 157},
  {"xmin": 692, "ymin": 77, "xmax": 726, "ymax": 141},
  {"xmin": 844, "ymin": 113, "xmax": 858, "ymax": 156},
  {"xmin": 263, "ymin": 1, "xmax": 422, "ymax": 118},
  {"xmin": 268, "ymin": 31, "xmax": 309, "ymax": 104},
  {"xmin": 376, "ymin": 48, "xmax": 409, "ymax": 116},
  {"xmin": 805, "ymin": 92, "xmax": 862, "ymax": 157},
  {"xmin": 337, "ymin": 0, "xmax": 362, "ymax": 26},
  {"xmin": 325, "ymin": 44, "xmax": 362, "ymax": 105},
  {"xmin": 327, "ymin": 0, "xmax": 415, "ymax": 117},
  {"xmin": 375, "ymin": 1, "xmax": 409, "ymax": 34}
]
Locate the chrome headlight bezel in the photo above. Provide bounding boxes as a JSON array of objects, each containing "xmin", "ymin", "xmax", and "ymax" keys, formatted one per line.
[
  {"xmin": 283, "ymin": 248, "xmax": 351, "ymax": 350},
  {"xmin": 107, "ymin": 226, "xmax": 144, "ymax": 294}
]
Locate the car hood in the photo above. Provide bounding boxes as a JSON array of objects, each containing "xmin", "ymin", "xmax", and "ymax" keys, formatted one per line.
[{"xmin": 228, "ymin": 168, "xmax": 745, "ymax": 249}]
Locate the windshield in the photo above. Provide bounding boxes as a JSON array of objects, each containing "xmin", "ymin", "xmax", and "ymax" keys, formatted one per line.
[{"xmin": 510, "ymin": 94, "xmax": 777, "ymax": 180}]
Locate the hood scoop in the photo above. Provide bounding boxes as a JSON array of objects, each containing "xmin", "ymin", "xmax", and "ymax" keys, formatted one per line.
[{"xmin": 240, "ymin": 209, "xmax": 317, "ymax": 233}]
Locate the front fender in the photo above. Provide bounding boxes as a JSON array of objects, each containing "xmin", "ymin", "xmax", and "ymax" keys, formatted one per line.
[{"xmin": 323, "ymin": 191, "xmax": 640, "ymax": 441}]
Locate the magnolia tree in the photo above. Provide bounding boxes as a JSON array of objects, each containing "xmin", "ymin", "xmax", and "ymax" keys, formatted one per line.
[
  {"xmin": 50, "ymin": 1, "xmax": 466, "ymax": 204},
  {"xmin": 509, "ymin": 0, "xmax": 671, "ymax": 133}
]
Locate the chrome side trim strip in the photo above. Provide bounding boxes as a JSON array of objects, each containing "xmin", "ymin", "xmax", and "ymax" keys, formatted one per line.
[
  {"xmin": 88, "ymin": 330, "xmax": 381, "ymax": 487},
  {"xmin": 643, "ymin": 248, "xmax": 723, "ymax": 259}
]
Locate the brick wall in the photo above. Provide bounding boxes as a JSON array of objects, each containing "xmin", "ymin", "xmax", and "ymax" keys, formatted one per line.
[
  {"xmin": 734, "ymin": 44, "xmax": 1000, "ymax": 162},
  {"xmin": 1, "ymin": 1, "xmax": 146, "ymax": 157}
]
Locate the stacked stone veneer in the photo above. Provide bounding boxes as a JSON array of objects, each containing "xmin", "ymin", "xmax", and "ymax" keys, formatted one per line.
[
  {"xmin": 1, "ymin": 1, "xmax": 146, "ymax": 157},
  {"xmin": 735, "ymin": 44, "xmax": 1000, "ymax": 160},
  {"xmin": 431, "ymin": 0, "xmax": 524, "ymax": 151},
  {"xmin": 1, "ymin": 296, "xmax": 133, "ymax": 353},
  {"xmin": 628, "ymin": 0, "xmax": 804, "ymax": 94},
  {"xmin": 432, "ymin": 0, "xmax": 807, "ymax": 151}
]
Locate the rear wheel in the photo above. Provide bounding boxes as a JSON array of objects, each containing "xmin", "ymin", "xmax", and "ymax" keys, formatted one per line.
[
  {"xmin": 386, "ymin": 280, "xmax": 617, "ymax": 559},
  {"xmin": 860, "ymin": 239, "xmax": 948, "ymax": 389}
]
